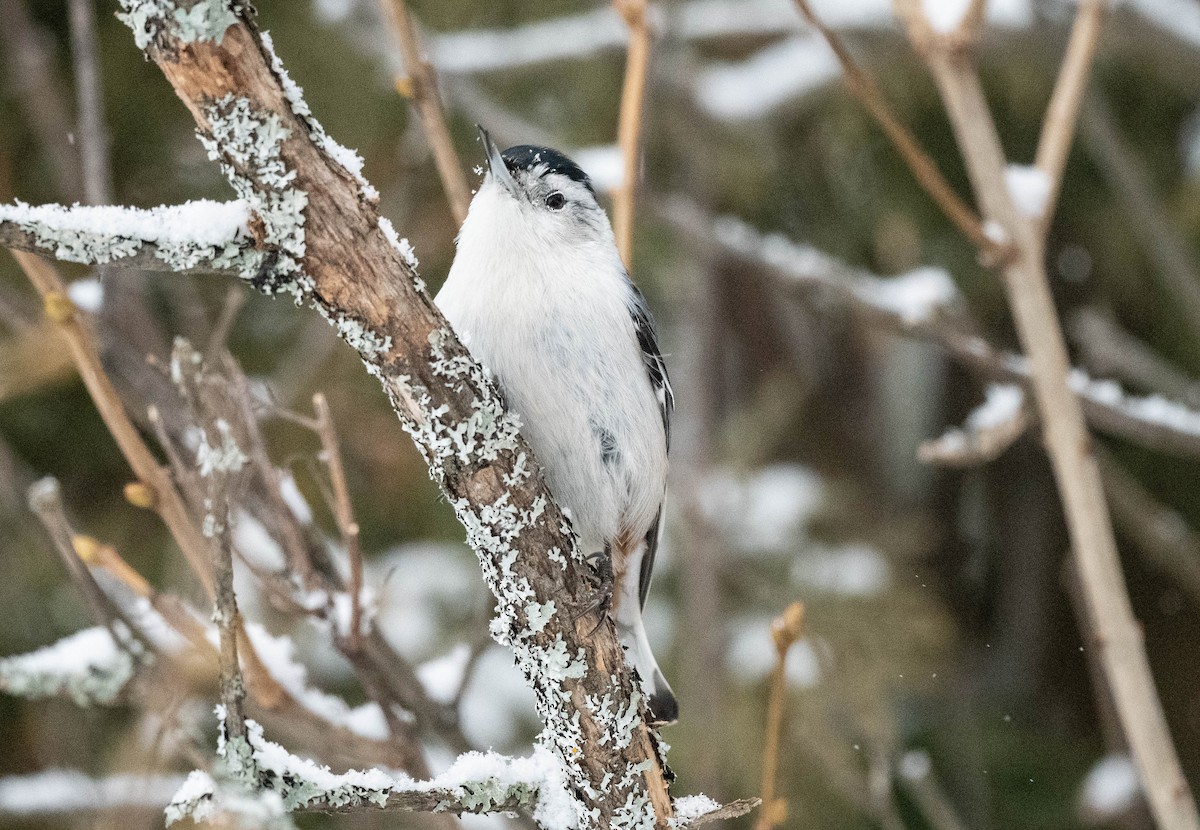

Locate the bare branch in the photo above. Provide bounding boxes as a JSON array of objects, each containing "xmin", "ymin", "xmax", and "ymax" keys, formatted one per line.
[
  {"xmin": 380, "ymin": 0, "xmax": 472, "ymax": 224},
  {"xmin": 68, "ymin": 0, "xmax": 114, "ymax": 205},
  {"xmin": 0, "ymin": 0, "xmax": 85, "ymax": 201},
  {"xmin": 1033, "ymin": 0, "xmax": 1107, "ymax": 237},
  {"xmin": 1070, "ymin": 308, "xmax": 1200, "ymax": 408},
  {"xmin": 613, "ymin": 0, "xmax": 653, "ymax": 267},
  {"xmin": 790, "ymin": 0, "xmax": 1001, "ymax": 260},
  {"xmin": 312, "ymin": 392, "xmax": 366, "ymax": 651},
  {"xmin": 1099, "ymin": 451, "xmax": 1200, "ymax": 609},
  {"xmin": 891, "ymin": 3, "xmax": 1199, "ymax": 825},
  {"xmin": 8, "ymin": 250, "xmax": 217, "ymax": 596},
  {"xmin": 26, "ymin": 477, "xmax": 150, "ymax": 654},
  {"xmin": 754, "ymin": 603, "xmax": 805, "ymax": 830},
  {"xmin": 1080, "ymin": 90, "xmax": 1200, "ymax": 342}
]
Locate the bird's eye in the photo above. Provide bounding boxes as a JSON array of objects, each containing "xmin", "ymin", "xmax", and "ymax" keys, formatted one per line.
[{"xmin": 545, "ymin": 192, "xmax": 566, "ymax": 210}]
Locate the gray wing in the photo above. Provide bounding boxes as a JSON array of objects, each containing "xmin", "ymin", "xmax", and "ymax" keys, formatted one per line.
[{"xmin": 628, "ymin": 283, "xmax": 673, "ymax": 609}]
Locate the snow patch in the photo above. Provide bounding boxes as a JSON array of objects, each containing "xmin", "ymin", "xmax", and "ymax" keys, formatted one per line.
[
  {"xmin": 1005, "ymin": 164, "xmax": 1051, "ymax": 217},
  {"xmin": 791, "ymin": 545, "xmax": 890, "ymax": 596},
  {"xmin": 1080, "ymin": 754, "xmax": 1138, "ymax": 818},
  {"xmin": 696, "ymin": 36, "xmax": 839, "ymax": 121},
  {"xmin": 870, "ymin": 267, "xmax": 959, "ymax": 325},
  {"xmin": 0, "ymin": 627, "xmax": 137, "ymax": 706},
  {"xmin": 572, "ymin": 145, "xmax": 625, "ymax": 195},
  {"xmin": 245, "ymin": 623, "xmax": 391, "ymax": 741},
  {"xmin": 67, "ymin": 278, "xmax": 104, "ymax": 312},
  {"xmin": 921, "ymin": 0, "xmax": 972, "ymax": 32}
]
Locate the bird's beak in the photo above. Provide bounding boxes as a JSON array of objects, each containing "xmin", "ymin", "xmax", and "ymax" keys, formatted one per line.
[{"xmin": 478, "ymin": 125, "xmax": 519, "ymax": 198}]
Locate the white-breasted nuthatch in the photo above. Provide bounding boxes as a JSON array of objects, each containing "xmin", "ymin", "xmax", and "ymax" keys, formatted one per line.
[{"xmin": 436, "ymin": 128, "xmax": 677, "ymax": 725}]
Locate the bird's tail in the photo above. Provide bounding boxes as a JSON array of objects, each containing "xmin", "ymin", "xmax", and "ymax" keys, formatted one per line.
[{"xmin": 616, "ymin": 602, "xmax": 678, "ymax": 725}]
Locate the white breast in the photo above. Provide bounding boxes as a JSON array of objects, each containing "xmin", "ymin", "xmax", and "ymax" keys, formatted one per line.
[{"xmin": 435, "ymin": 184, "xmax": 667, "ymax": 555}]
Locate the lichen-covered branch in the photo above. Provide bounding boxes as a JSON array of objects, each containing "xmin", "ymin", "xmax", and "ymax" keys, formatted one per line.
[
  {"xmin": 169, "ymin": 720, "xmax": 573, "ymax": 826},
  {"xmin": 0, "ymin": 201, "xmax": 254, "ymax": 276},
  {"xmin": 46, "ymin": 2, "xmax": 675, "ymax": 826},
  {"xmin": 168, "ymin": 717, "xmax": 753, "ymax": 829}
]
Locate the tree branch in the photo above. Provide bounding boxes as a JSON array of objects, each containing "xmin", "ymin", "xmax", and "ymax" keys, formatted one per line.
[
  {"xmin": 1079, "ymin": 89, "xmax": 1200, "ymax": 343},
  {"xmin": 8, "ymin": 3, "xmax": 676, "ymax": 825},
  {"xmin": 0, "ymin": 201, "xmax": 254, "ymax": 276},
  {"xmin": 1033, "ymin": 0, "xmax": 1106, "ymax": 238},
  {"xmin": 660, "ymin": 198, "xmax": 1200, "ymax": 462},
  {"xmin": 379, "ymin": 0, "xmax": 472, "ymax": 225},
  {"xmin": 9, "ymin": 250, "xmax": 218, "ymax": 596},
  {"xmin": 890, "ymin": 3, "xmax": 1199, "ymax": 826},
  {"xmin": 613, "ymin": 0, "xmax": 653, "ymax": 267},
  {"xmin": 68, "ymin": 0, "xmax": 114, "ymax": 205},
  {"xmin": 918, "ymin": 384, "xmax": 1031, "ymax": 466},
  {"xmin": 790, "ymin": 0, "xmax": 1001, "ymax": 260}
]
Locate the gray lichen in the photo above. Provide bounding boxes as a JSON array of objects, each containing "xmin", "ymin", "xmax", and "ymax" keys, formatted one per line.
[
  {"xmin": 199, "ymin": 95, "xmax": 310, "ymax": 298},
  {"xmin": 118, "ymin": 0, "xmax": 245, "ymax": 51}
]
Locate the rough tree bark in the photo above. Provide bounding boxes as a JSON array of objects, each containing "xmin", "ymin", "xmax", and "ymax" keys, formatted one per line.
[{"xmin": 9, "ymin": 1, "xmax": 676, "ymax": 827}]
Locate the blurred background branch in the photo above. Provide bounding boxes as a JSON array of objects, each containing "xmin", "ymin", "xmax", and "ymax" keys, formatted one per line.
[{"xmin": 2, "ymin": 0, "xmax": 1200, "ymax": 829}]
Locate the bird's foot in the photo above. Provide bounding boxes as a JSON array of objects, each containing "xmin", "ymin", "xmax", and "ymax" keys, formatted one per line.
[{"xmin": 574, "ymin": 549, "xmax": 614, "ymax": 637}]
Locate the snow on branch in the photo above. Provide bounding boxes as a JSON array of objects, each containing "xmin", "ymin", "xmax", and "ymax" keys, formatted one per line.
[
  {"xmin": 663, "ymin": 198, "xmax": 1200, "ymax": 462},
  {"xmin": 168, "ymin": 714, "xmax": 574, "ymax": 826},
  {"xmin": 168, "ymin": 713, "xmax": 749, "ymax": 829},
  {"xmin": 689, "ymin": 204, "xmax": 961, "ymax": 326},
  {"xmin": 919, "ymin": 383, "xmax": 1030, "ymax": 465},
  {"xmin": 0, "ymin": 200, "xmax": 255, "ymax": 276},
  {"xmin": 0, "ymin": 626, "xmax": 137, "ymax": 706},
  {"xmin": 0, "ymin": 2, "xmax": 680, "ymax": 826}
]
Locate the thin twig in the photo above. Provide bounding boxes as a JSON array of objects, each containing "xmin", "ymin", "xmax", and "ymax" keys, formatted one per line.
[
  {"xmin": 206, "ymin": 286, "xmax": 247, "ymax": 361},
  {"xmin": 1033, "ymin": 0, "xmax": 1106, "ymax": 238},
  {"xmin": 380, "ymin": 0, "xmax": 472, "ymax": 225},
  {"xmin": 1069, "ymin": 308, "xmax": 1200, "ymax": 408},
  {"xmin": 0, "ymin": 0, "xmax": 84, "ymax": 201},
  {"xmin": 614, "ymin": 0, "xmax": 653, "ymax": 268},
  {"xmin": 1098, "ymin": 450, "xmax": 1200, "ymax": 608},
  {"xmin": 791, "ymin": 0, "xmax": 1000, "ymax": 259},
  {"xmin": 312, "ymin": 392, "xmax": 365, "ymax": 651},
  {"xmin": 26, "ymin": 476, "xmax": 149, "ymax": 655},
  {"xmin": 918, "ymin": 386, "xmax": 1032, "ymax": 466},
  {"xmin": 895, "ymin": 752, "xmax": 969, "ymax": 830},
  {"xmin": 9, "ymin": 250, "xmax": 216, "ymax": 597},
  {"xmin": 755, "ymin": 602, "xmax": 805, "ymax": 830},
  {"xmin": 1080, "ymin": 89, "xmax": 1200, "ymax": 343},
  {"xmin": 67, "ymin": 0, "xmax": 113, "ymax": 205},
  {"xmin": 891, "ymin": 2, "xmax": 1199, "ymax": 825}
]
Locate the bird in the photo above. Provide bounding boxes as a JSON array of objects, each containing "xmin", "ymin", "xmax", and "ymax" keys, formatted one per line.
[{"xmin": 435, "ymin": 128, "xmax": 677, "ymax": 725}]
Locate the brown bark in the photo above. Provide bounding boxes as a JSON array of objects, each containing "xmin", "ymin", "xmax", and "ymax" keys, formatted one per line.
[{"xmin": 126, "ymin": 7, "xmax": 671, "ymax": 827}]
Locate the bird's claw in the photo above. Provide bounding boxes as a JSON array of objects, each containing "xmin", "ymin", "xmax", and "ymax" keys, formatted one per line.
[{"xmin": 574, "ymin": 549, "xmax": 614, "ymax": 637}]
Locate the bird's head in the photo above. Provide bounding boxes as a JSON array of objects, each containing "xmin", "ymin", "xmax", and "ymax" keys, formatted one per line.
[{"xmin": 467, "ymin": 126, "xmax": 612, "ymax": 250}]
